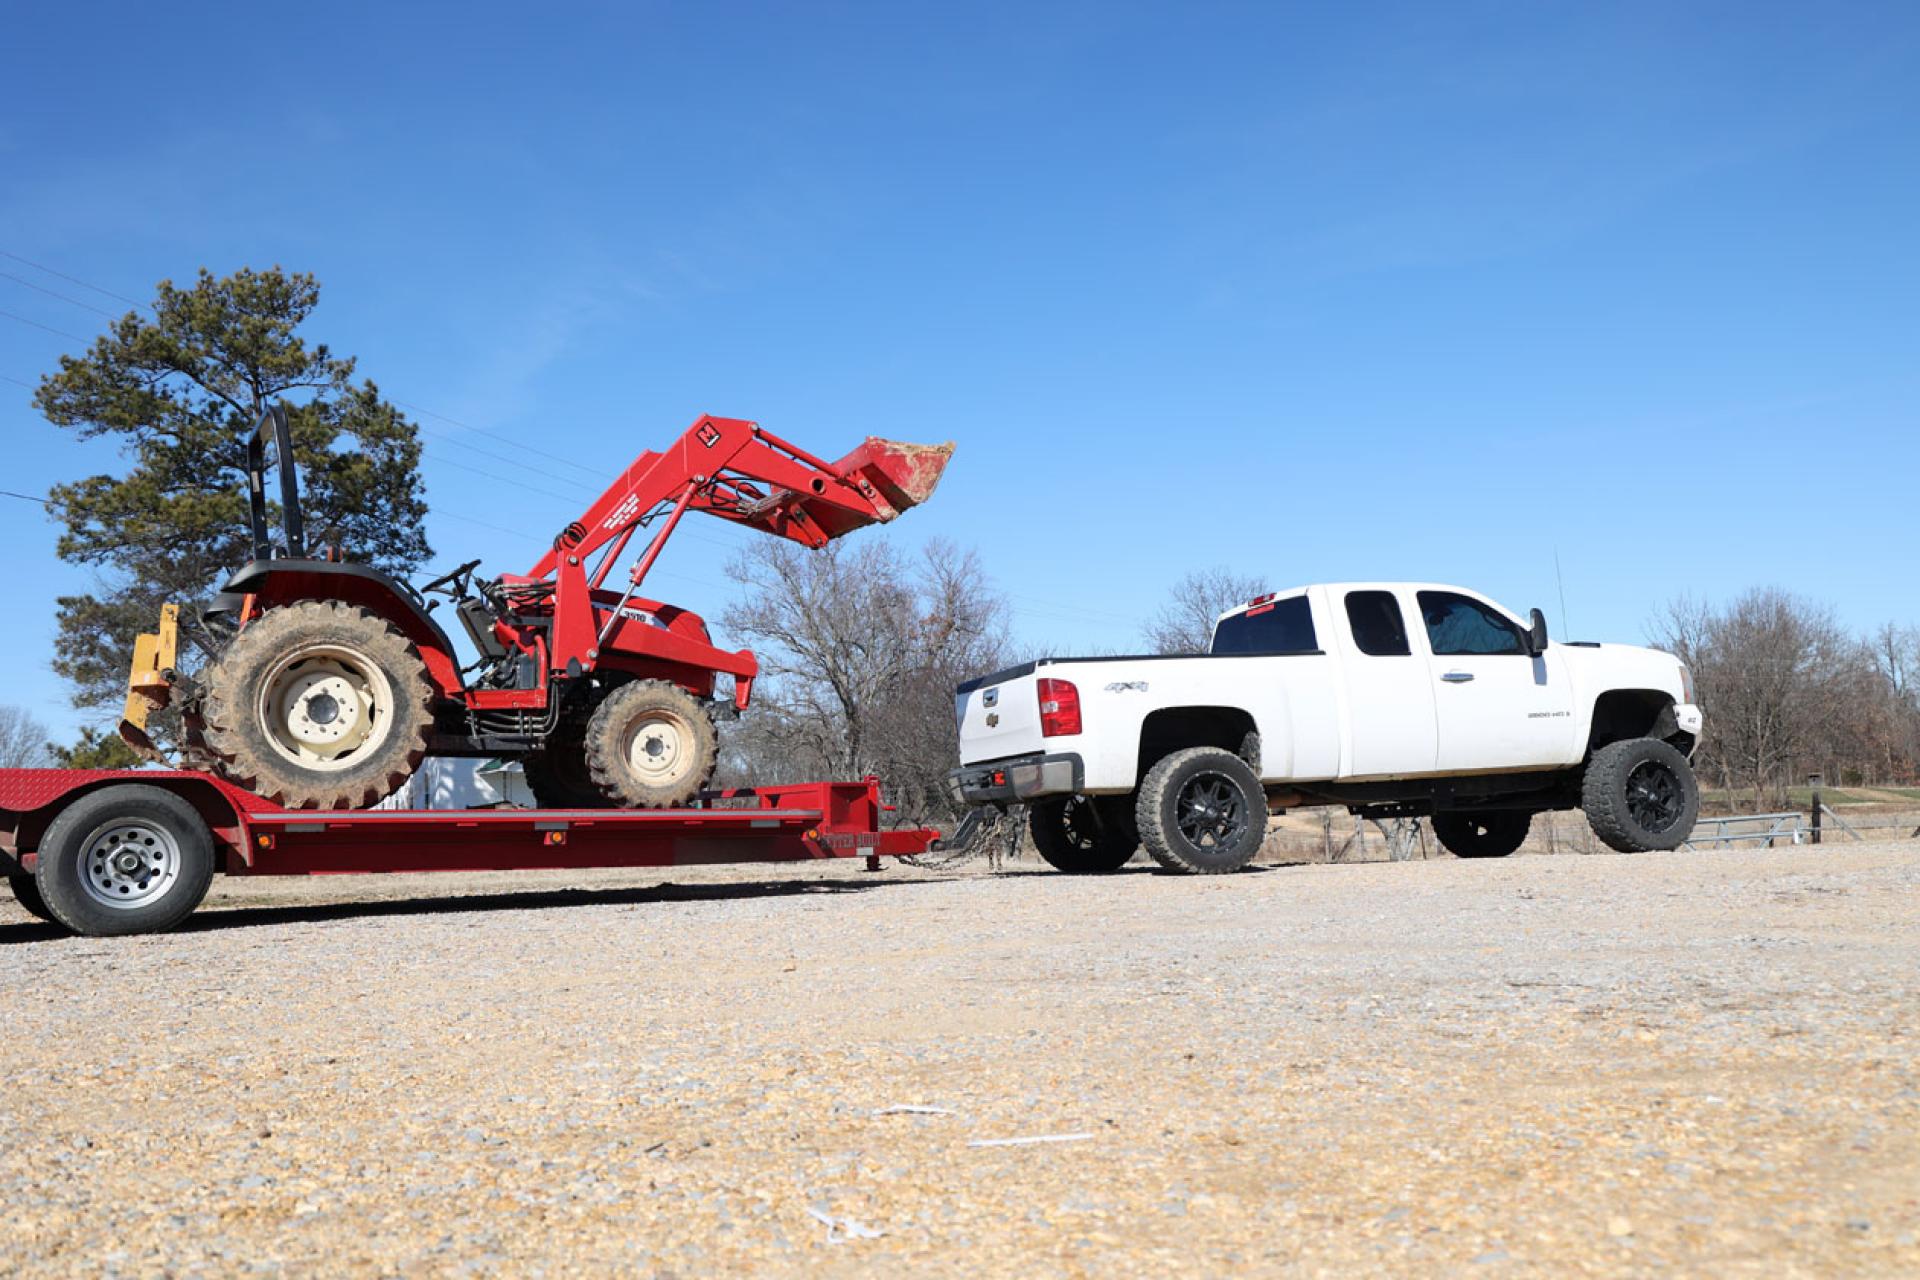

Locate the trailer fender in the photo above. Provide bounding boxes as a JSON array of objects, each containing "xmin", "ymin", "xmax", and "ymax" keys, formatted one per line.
[{"xmin": 0, "ymin": 771, "xmax": 253, "ymax": 873}]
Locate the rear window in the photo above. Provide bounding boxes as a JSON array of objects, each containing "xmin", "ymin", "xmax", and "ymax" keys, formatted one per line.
[
  {"xmin": 1345, "ymin": 590, "xmax": 1411, "ymax": 656},
  {"xmin": 1211, "ymin": 595, "xmax": 1318, "ymax": 655}
]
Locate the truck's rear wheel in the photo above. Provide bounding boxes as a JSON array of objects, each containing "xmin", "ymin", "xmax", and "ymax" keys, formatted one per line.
[
  {"xmin": 1432, "ymin": 812, "xmax": 1530, "ymax": 859},
  {"xmin": 1135, "ymin": 747, "xmax": 1266, "ymax": 874},
  {"xmin": 1582, "ymin": 737, "xmax": 1699, "ymax": 852},
  {"xmin": 199, "ymin": 601, "xmax": 434, "ymax": 809},
  {"xmin": 34, "ymin": 784, "xmax": 216, "ymax": 936},
  {"xmin": 1029, "ymin": 795, "xmax": 1138, "ymax": 874},
  {"xmin": 584, "ymin": 680, "xmax": 718, "ymax": 808}
]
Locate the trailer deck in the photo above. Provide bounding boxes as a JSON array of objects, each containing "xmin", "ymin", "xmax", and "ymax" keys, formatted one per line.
[{"xmin": 1, "ymin": 769, "xmax": 939, "ymax": 935}]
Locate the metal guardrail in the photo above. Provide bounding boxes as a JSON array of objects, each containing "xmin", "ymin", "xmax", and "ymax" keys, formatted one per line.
[{"xmin": 1683, "ymin": 811, "xmax": 1813, "ymax": 849}]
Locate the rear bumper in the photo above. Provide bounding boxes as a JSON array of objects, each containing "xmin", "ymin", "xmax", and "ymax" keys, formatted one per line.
[{"xmin": 947, "ymin": 753, "xmax": 1085, "ymax": 806}]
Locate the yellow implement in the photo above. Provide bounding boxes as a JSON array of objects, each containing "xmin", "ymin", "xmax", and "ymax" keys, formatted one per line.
[{"xmin": 118, "ymin": 602, "xmax": 179, "ymax": 760}]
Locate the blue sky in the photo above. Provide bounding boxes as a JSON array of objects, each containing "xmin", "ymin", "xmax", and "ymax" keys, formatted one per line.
[{"xmin": 3, "ymin": 2, "xmax": 1917, "ymax": 745}]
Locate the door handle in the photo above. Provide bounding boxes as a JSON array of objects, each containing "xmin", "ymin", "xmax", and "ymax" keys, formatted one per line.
[{"xmin": 1440, "ymin": 670, "xmax": 1474, "ymax": 683}]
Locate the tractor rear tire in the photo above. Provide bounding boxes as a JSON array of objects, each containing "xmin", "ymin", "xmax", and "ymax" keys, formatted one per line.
[
  {"xmin": 584, "ymin": 680, "xmax": 718, "ymax": 809},
  {"xmin": 198, "ymin": 601, "xmax": 434, "ymax": 810},
  {"xmin": 1432, "ymin": 811, "xmax": 1531, "ymax": 859},
  {"xmin": 1029, "ymin": 795, "xmax": 1138, "ymax": 874}
]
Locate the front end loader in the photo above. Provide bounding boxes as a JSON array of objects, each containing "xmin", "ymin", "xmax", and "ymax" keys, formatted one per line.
[{"xmin": 120, "ymin": 405, "xmax": 951, "ymax": 810}]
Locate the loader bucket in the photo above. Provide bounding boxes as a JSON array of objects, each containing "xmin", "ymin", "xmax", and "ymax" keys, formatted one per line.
[
  {"xmin": 117, "ymin": 602, "xmax": 179, "ymax": 762},
  {"xmin": 783, "ymin": 437, "xmax": 953, "ymax": 541}
]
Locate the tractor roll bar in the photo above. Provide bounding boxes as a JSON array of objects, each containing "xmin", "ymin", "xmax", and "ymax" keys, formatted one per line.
[{"xmin": 247, "ymin": 403, "xmax": 305, "ymax": 561}]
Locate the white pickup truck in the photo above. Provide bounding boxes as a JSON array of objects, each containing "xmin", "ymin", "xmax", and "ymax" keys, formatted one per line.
[{"xmin": 948, "ymin": 582, "xmax": 1703, "ymax": 874}]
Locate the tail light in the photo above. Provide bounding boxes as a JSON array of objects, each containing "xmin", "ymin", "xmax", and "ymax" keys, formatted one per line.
[{"xmin": 1037, "ymin": 678, "xmax": 1081, "ymax": 737}]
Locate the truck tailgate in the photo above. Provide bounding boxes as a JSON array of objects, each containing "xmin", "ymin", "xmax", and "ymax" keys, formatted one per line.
[{"xmin": 956, "ymin": 668, "xmax": 1044, "ymax": 764}]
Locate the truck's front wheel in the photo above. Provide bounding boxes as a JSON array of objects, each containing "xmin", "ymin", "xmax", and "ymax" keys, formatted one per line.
[
  {"xmin": 1581, "ymin": 737, "xmax": 1699, "ymax": 852},
  {"xmin": 1135, "ymin": 747, "xmax": 1266, "ymax": 874},
  {"xmin": 1029, "ymin": 796, "xmax": 1138, "ymax": 874}
]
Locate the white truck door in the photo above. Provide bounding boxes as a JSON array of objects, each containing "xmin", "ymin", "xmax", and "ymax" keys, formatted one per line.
[
  {"xmin": 1413, "ymin": 589, "xmax": 1577, "ymax": 772},
  {"xmin": 1329, "ymin": 587, "xmax": 1439, "ymax": 778}
]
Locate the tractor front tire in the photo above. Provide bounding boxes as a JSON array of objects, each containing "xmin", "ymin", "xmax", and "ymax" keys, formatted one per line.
[
  {"xmin": 198, "ymin": 601, "xmax": 434, "ymax": 810},
  {"xmin": 1029, "ymin": 795, "xmax": 1139, "ymax": 874},
  {"xmin": 1432, "ymin": 812, "xmax": 1531, "ymax": 859},
  {"xmin": 584, "ymin": 680, "xmax": 718, "ymax": 809}
]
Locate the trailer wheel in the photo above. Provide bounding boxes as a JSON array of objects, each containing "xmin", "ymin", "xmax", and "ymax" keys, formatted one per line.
[
  {"xmin": 7, "ymin": 874, "xmax": 55, "ymax": 923},
  {"xmin": 1135, "ymin": 747, "xmax": 1266, "ymax": 874},
  {"xmin": 198, "ymin": 601, "xmax": 434, "ymax": 809},
  {"xmin": 1432, "ymin": 812, "xmax": 1531, "ymax": 859},
  {"xmin": 1029, "ymin": 795, "xmax": 1138, "ymax": 874},
  {"xmin": 584, "ymin": 680, "xmax": 718, "ymax": 808},
  {"xmin": 1582, "ymin": 737, "xmax": 1699, "ymax": 852},
  {"xmin": 33, "ymin": 785, "xmax": 216, "ymax": 936}
]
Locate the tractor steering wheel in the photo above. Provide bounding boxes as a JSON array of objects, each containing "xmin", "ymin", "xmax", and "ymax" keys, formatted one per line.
[{"xmin": 419, "ymin": 558, "xmax": 484, "ymax": 599}]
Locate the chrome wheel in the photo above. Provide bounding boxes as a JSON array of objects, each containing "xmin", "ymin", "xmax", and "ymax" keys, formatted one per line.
[
  {"xmin": 79, "ymin": 821, "xmax": 181, "ymax": 910},
  {"xmin": 255, "ymin": 643, "xmax": 395, "ymax": 772}
]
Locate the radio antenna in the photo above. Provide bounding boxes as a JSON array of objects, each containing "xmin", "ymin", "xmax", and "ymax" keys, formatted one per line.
[{"xmin": 1553, "ymin": 547, "xmax": 1570, "ymax": 638}]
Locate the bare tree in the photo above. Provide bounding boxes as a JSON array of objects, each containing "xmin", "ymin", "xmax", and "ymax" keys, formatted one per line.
[
  {"xmin": 1651, "ymin": 589, "xmax": 1878, "ymax": 805},
  {"xmin": 0, "ymin": 705, "xmax": 52, "ymax": 769},
  {"xmin": 719, "ymin": 537, "xmax": 1009, "ymax": 823},
  {"xmin": 1144, "ymin": 567, "xmax": 1267, "ymax": 655}
]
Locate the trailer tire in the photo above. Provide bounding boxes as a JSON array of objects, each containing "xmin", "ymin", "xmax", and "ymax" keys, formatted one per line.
[
  {"xmin": 1029, "ymin": 795, "xmax": 1138, "ymax": 874},
  {"xmin": 585, "ymin": 680, "xmax": 718, "ymax": 808},
  {"xmin": 1432, "ymin": 812, "xmax": 1530, "ymax": 859},
  {"xmin": 1582, "ymin": 736, "xmax": 1699, "ymax": 852},
  {"xmin": 198, "ymin": 601, "xmax": 434, "ymax": 809},
  {"xmin": 1135, "ymin": 747, "xmax": 1265, "ymax": 875},
  {"xmin": 33, "ymin": 784, "xmax": 216, "ymax": 936},
  {"xmin": 7, "ymin": 874, "xmax": 55, "ymax": 923}
]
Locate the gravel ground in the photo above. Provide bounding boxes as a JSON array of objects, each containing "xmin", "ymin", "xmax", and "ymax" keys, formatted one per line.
[{"xmin": 2, "ymin": 839, "xmax": 1916, "ymax": 1276}]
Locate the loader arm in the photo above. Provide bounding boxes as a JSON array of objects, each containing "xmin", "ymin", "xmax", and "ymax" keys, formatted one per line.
[{"xmin": 525, "ymin": 416, "xmax": 953, "ymax": 580}]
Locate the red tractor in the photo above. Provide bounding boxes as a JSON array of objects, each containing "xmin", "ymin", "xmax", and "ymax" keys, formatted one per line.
[{"xmin": 119, "ymin": 406, "xmax": 951, "ymax": 810}]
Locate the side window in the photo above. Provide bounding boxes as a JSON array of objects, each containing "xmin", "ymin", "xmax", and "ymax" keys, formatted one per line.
[
  {"xmin": 1417, "ymin": 591, "xmax": 1526, "ymax": 656},
  {"xmin": 1344, "ymin": 590, "xmax": 1411, "ymax": 657},
  {"xmin": 1211, "ymin": 595, "xmax": 1318, "ymax": 654}
]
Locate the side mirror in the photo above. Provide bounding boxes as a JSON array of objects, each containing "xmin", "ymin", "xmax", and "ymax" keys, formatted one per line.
[{"xmin": 1527, "ymin": 607, "xmax": 1550, "ymax": 655}]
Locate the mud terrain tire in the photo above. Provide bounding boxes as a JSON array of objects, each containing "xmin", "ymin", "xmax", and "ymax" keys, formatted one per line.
[
  {"xmin": 1029, "ymin": 795, "xmax": 1138, "ymax": 874},
  {"xmin": 584, "ymin": 680, "xmax": 718, "ymax": 808},
  {"xmin": 1432, "ymin": 812, "xmax": 1531, "ymax": 859},
  {"xmin": 1582, "ymin": 737, "xmax": 1700, "ymax": 853}
]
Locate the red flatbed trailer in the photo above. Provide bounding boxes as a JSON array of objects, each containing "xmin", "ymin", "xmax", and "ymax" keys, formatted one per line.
[{"xmin": 0, "ymin": 769, "xmax": 939, "ymax": 937}]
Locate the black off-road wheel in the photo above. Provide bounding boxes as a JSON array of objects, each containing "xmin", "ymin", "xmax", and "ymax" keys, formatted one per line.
[
  {"xmin": 1582, "ymin": 737, "xmax": 1700, "ymax": 852},
  {"xmin": 198, "ymin": 601, "xmax": 434, "ymax": 810},
  {"xmin": 34, "ymin": 784, "xmax": 216, "ymax": 937},
  {"xmin": 1432, "ymin": 811, "xmax": 1531, "ymax": 859},
  {"xmin": 7, "ymin": 873, "xmax": 55, "ymax": 923},
  {"xmin": 1029, "ymin": 795, "xmax": 1139, "ymax": 874},
  {"xmin": 1135, "ymin": 747, "xmax": 1266, "ymax": 875},
  {"xmin": 584, "ymin": 680, "xmax": 718, "ymax": 808}
]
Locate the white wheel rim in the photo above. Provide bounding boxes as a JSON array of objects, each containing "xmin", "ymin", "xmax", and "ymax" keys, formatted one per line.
[
  {"xmin": 80, "ymin": 821, "xmax": 181, "ymax": 910},
  {"xmin": 623, "ymin": 710, "xmax": 695, "ymax": 787},
  {"xmin": 256, "ymin": 643, "xmax": 395, "ymax": 772}
]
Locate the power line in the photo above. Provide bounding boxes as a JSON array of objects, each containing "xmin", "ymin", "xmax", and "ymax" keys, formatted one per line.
[
  {"xmin": 0, "ymin": 250, "xmax": 149, "ymax": 309},
  {"xmin": 393, "ymin": 398, "xmax": 608, "ymax": 481},
  {"xmin": 0, "ymin": 488, "xmax": 56, "ymax": 508},
  {"xmin": 0, "ymin": 270, "xmax": 122, "ymax": 319},
  {"xmin": 0, "ymin": 308, "xmax": 90, "ymax": 343}
]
